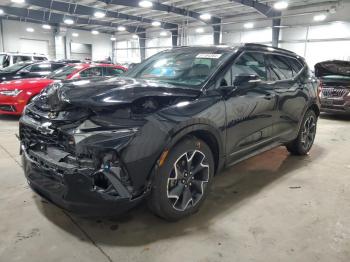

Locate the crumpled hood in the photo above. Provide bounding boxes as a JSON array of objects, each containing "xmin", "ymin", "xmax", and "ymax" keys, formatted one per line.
[
  {"xmin": 42, "ymin": 77, "xmax": 201, "ymax": 110},
  {"xmin": 315, "ymin": 60, "xmax": 350, "ymax": 78}
]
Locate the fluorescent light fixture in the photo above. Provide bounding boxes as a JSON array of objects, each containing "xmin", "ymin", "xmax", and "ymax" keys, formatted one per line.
[
  {"xmin": 313, "ymin": 14, "xmax": 327, "ymax": 22},
  {"xmin": 196, "ymin": 28, "xmax": 204, "ymax": 33},
  {"xmin": 91, "ymin": 30, "xmax": 99, "ymax": 35},
  {"xmin": 152, "ymin": 21, "xmax": 161, "ymax": 27},
  {"xmin": 244, "ymin": 22, "xmax": 254, "ymax": 29},
  {"xmin": 64, "ymin": 18, "xmax": 74, "ymax": 25},
  {"xmin": 72, "ymin": 32, "xmax": 79, "ymax": 37},
  {"xmin": 111, "ymin": 36, "xmax": 116, "ymax": 41},
  {"xmin": 160, "ymin": 31, "xmax": 168, "ymax": 36},
  {"xmin": 94, "ymin": 11, "xmax": 106, "ymax": 18},
  {"xmin": 0, "ymin": 9, "xmax": 4, "ymax": 15},
  {"xmin": 11, "ymin": 0, "xmax": 25, "ymax": 3},
  {"xmin": 274, "ymin": 1, "xmax": 288, "ymax": 10},
  {"xmin": 117, "ymin": 26, "xmax": 126, "ymax": 31},
  {"xmin": 26, "ymin": 27, "xmax": 34, "ymax": 33},
  {"xmin": 139, "ymin": 0, "xmax": 153, "ymax": 8},
  {"xmin": 42, "ymin": 24, "xmax": 51, "ymax": 30},
  {"xmin": 132, "ymin": 34, "xmax": 139, "ymax": 39},
  {"xmin": 200, "ymin": 13, "xmax": 212, "ymax": 20}
]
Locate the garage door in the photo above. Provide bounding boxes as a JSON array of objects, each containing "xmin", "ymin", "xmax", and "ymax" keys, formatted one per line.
[{"xmin": 19, "ymin": 39, "xmax": 49, "ymax": 55}]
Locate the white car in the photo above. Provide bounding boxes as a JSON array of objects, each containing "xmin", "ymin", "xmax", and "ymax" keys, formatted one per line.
[{"xmin": 0, "ymin": 52, "xmax": 48, "ymax": 68}]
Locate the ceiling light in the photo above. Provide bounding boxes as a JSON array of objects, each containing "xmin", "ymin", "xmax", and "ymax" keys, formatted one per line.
[
  {"xmin": 111, "ymin": 36, "xmax": 116, "ymax": 41},
  {"xmin": 42, "ymin": 24, "xmax": 51, "ymax": 30},
  {"xmin": 244, "ymin": 22, "xmax": 254, "ymax": 29},
  {"xmin": 139, "ymin": 0, "xmax": 153, "ymax": 8},
  {"xmin": 0, "ymin": 9, "xmax": 4, "ymax": 15},
  {"xmin": 117, "ymin": 26, "xmax": 126, "ymax": 31},
  {"xmin": 11, "ymin": 0, "xmax": 25, "ymax": 3},
  {"xmin": 160, "ymin": 31, "xmax": 168, "ymax": 36},
  {"xmin": 196, "ymin": 28, "xmax": 204, "ymax": 33},
  {"xmin": 313, "ymin": 14, "xmax": 327, "ymax": 22},
  {"xmin": 132, "ymin": 34, "xmax": 139, "ymax": 39},
  {"xmin": 72, "ymin": 32, "xmax": 79, "ymax": 37},
  {"xmin": 26, "ymin": 27, "xmax": 34, "ymax": 33},
  {"xmin": 152, "ymin": 21, "xmax": 161, "ymax": 27},
  {"xmin": 91, "ymin": 30, "xmax": 99, "ymax": 35},
  {"xmin": 94, "ymin": 11, "xmax": 106, "ymax": 18},
  {"xmin": 64, "ymin": 18, "xmax": 74, "ymax": 25},
  {"xmin": 200, "ymin": 13, "xmax": 212, "ymax": 21},
  {"xmin": 274, "ymin": 1, "xmax": 288, "ymax": 10}
]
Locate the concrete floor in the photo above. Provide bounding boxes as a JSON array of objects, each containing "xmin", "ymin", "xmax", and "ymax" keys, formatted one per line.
[{"xmin": 0, "ymin": 114, "xmax": 349, "ymax": 262}]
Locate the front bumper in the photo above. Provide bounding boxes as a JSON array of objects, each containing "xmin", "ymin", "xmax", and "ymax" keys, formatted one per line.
[
  {"xmin": 21, "ymin": 145, "xmax": 144, "ymax": 217},
  {"xmin": 0, "ymin": 94, "xmax": 27, "ymax": 115},
  {"xmin": 320, "ymin": 98, "xmax": 350, "ymax": 114}
]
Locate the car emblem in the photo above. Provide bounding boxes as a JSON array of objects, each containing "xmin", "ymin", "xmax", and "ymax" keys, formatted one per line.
[{"xmin": 48, "ymin": 111, "xmax": 57, "ymax": 119}]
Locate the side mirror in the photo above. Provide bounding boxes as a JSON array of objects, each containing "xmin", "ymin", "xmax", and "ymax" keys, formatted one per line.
[{"xmin": 233, "ymin": 74, "xmax": 261, "ymax": 89}]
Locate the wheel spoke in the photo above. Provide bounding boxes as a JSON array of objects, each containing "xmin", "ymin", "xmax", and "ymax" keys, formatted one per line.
[
  {"xmin": 179, "ymin": 187, "xmax": 192, "ymax": 210},
  {"xmin": 168, "ymin": 183, "xmax": 185, "ymax": 199},
  {"xmin": 191, "ymin": 180, "xmax": 204, "ymax": 194}
]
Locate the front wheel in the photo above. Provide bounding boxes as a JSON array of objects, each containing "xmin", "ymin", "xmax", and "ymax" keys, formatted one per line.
[
  {"xmin": 286, "ymin": 110, "xmax": 317, "ymax": 155},
  {"xmin": 148, "ymin": 137, "xmax": 214, "ymax": 221}
]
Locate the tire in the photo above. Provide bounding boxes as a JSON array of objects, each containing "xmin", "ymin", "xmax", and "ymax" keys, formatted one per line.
[
  {"xmin": 148, "ymin": 136, "xmax": 214, "ymax": 221},
  {"xmin": 286, "ymin": 110, "xmax": 317, "ymax": 155}
]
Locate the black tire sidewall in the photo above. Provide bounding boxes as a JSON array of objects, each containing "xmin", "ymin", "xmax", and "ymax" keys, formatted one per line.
[
  {"xmin": 296, "ymin": 110, "xmax": 317, "ymax": 154},
  {"xmin": 150, "ymin": 137, "xmax": 214, "ymax": 221}
]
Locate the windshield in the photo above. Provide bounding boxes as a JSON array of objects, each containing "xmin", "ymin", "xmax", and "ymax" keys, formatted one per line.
[
  {"xmin": 126, "ymin": 49, "xmax": 232, "ymax": 88},
  {"xmin": 0, "ymin": 62, "xmax": 31, "ymax": 73},
  {"xmin": 47, "ymin": 65, "xmax": 81, "ymax": 80}
]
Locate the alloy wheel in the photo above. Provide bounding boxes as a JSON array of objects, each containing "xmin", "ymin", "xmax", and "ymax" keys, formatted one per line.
[
  {"xmin": 167, "ymin": 150, "xmax": 210, "ymax": 212},
  {"xmin": 301, "ymin": 115, "xmax": 316, "ymax": 150}
]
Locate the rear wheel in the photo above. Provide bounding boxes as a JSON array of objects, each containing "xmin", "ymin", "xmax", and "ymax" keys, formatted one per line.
[
  {"xmin": 148, "ymin": 137, "xmax": 214, "ymax": 221},
  {"xmin": 286, "ymin": 110, "xmax": 317, "ymax": 155}
]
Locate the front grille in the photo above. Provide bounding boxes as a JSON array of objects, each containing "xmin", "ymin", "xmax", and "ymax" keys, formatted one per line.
[
  {"xmin": 20, "ymin": 124, "xmax": 75, "ymax": 154},
  {"xmin": 322, "ymin": 87, "xmax": 349, "ymax": 98},
  {"xmin": 0, "ymin": 105, "xmax": 16, "ymax": 112}
]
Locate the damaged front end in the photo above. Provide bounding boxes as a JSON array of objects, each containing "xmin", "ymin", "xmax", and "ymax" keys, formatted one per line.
[{"xmin": 20, "ymin": 78, "xmax": 199, "ymax": 216}]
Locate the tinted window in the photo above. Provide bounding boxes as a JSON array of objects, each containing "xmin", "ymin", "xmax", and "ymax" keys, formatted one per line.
[
  {"xmin": 51, "ymin": 63, "xmax": 65, "ymax": 71},
  {"xmin": 79, "ymin": 67, "xmax": 104, "ymax": 78},
  {"xmin": 286, "ymin": 57, "xmax": 303, "ymax": 75},
  {"xmin": 27, "ymin": 63, "xmax": 52, "ymax": 72},
  {"xmin": 34, "ymin": 56, "xmax": 47, "ymax": 61},
  {"xmin": 268, "ymin": 55, "xmax": 293, "ymax": 80},
  {"xmin": 104, "ymin": 67, "xmax": 125, "ymax": 76},
  {"xmin": 232, "ymin": 52, "xmax": 267, "ymax": 81},
  {"xmin": 13, "ymin": 56, "xmax": 31, "ymax": 63}
]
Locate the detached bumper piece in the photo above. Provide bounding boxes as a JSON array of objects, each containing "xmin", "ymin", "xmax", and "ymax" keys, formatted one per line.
[{"xmin": 21, "ymin": 144, "xmax": 141, "ymax": 217}]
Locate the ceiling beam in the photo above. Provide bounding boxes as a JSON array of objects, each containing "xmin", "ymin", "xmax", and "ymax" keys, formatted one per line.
[
  {"xmin": 97, "ymin": 0, "xmax": 222, "ymax": 24},
  {"xmin": 25, "ymin": 0, "xmax": 178, "ymax": 31},
  {"xmin": 0, "ymin": 5, "xmax": 146, "ymax": 34},
  {"xmin": 231, "ymin": 0, "xmax": 280, "ymax": 18}
]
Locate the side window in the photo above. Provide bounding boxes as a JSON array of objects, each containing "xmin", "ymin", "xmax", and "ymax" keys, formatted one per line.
[
  {"xmin": 13, "ymin": 56, "xmax": 31, "ymax": 63},
  {"xmin": 34, "ymin": 56, "xmax": 46, "ymax": 61},
  {"xmin": 52, "ymin": 63, "xmax": 65, "ymax": 71},
  {"xmin": 268, "ymin": 55, "xmax": 294, "ymax": 81},
  {"xmin": 232, "ymin": 52, "xmax": 267, "ymax": 81},
  {"xmin": 286, "ymin": 57, "xmax": 304, "ymax": 76},
  {"xmin": 79, "ymin": 67, "xmax": 104, "ymax": 78},
  {"xmin": 104, "ymin": 67, "xmax": 125, "ymax": 76},
  {"xmin": 28, "ymin": 63, "xmax": 51, "ymax": 72}
]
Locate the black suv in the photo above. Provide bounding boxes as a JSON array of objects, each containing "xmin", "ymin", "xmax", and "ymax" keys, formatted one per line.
[
  {"xmin": 0, "ymin": 61, "xmax": 66, "ymax": 82},
  {"xmin": 20, "ymin": 44, "xmax": 320, "ymax": 221}
]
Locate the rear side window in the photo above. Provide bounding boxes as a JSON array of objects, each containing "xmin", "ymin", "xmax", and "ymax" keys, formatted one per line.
[
  {"xmin": 286, "ymin": 57, "xmax": 304, "ymax": 75},
  {"xmin": 232, "ymin": 52, "xmax": 267, "ymax": 81},
  {"xmin": 34, "ymin": 56, "xmax": 47, "ymax": 61},
  {"xmin": 51, "ymin": 63, "xmax": 65, "ymax": 71},
  {"xmin": 27, "ymin": 63, "xmax": 52, "ymax": 72},
  {"xmin": 79, "ymin": 67, "xmax": 104, "ymax": 78},
  {"xmin": 268, "ymin": 55, "xmax": 294, "ymax": 81}
]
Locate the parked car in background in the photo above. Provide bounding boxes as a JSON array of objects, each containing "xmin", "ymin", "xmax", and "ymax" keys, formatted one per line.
[
  {"xmin": 19, "ymin": 44, "xmax": 320, "ymax": 220},
  {"xmin": 0, "ymin": 63, "xmax": 127, "ymax": 115},
  {"xmin": 315, "ymin": 60, "xmax": 350, "ymax": 114},
  {"xmin": 0, "ymin": 52, "xmax": 48, "ymax": 69},
  {"xmin": 0, "ymin": 61, "xmax": 66, "ymax": 83}
]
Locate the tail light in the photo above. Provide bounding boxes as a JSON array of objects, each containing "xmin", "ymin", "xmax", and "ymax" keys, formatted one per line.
[{"xmin": 317, "ymin": 80, "xmax": 323, "ymax": 99}]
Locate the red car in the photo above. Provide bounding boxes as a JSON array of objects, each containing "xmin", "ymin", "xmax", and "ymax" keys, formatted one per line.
[{"xmin": 0, "ymin": 63, "xmax": 127, "ymax": 115}]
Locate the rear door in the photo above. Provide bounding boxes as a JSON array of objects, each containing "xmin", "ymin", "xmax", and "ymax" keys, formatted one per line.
[
  {"xmin": 266, "ymin": 54, "xmax": 307, "ymax": 139},
  {"xmin": 222, "ymin": 52, "xmax": 279, "ymax": 162}
]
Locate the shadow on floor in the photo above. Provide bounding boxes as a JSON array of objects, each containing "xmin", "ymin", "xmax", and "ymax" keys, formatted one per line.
[
  {"xmin": 320, "ymin": 113, "xmax": 350, "ymax": 121},
  {"xmin": 34, "ymin": 145, "xmax": 326, "ymax": 247},
  {"xmin": 0, "ymin": 115, "xmax": 21, "ymax": 121}
]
